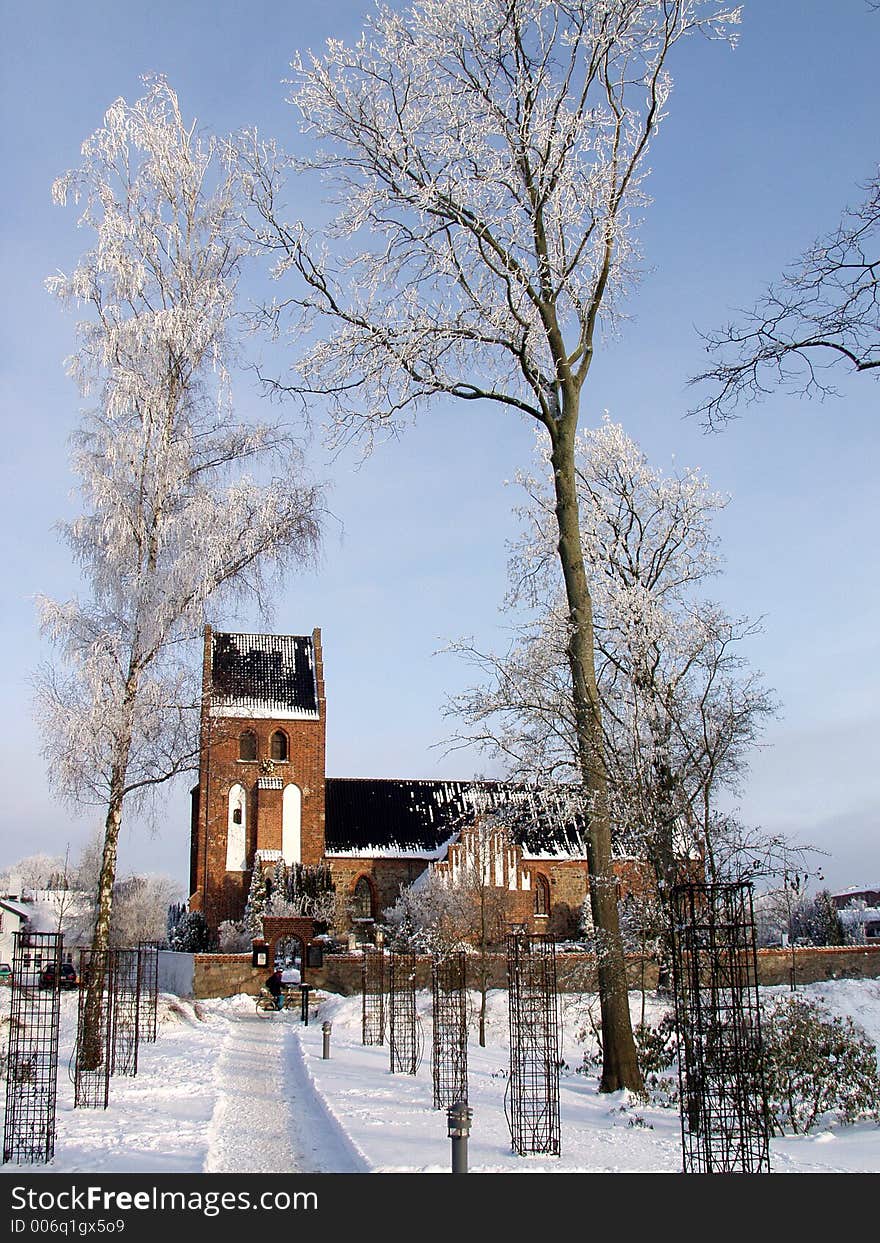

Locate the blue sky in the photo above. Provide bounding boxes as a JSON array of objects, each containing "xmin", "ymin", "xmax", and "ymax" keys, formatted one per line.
[{"xmin": 1, "ymin": 1, "xmax": 878, "ymax": 894}]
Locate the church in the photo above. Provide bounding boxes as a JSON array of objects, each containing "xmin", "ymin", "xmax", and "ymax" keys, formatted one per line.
[{"xmin": 188, "ymin": 627, "xmax": 648, "ymax": 942}]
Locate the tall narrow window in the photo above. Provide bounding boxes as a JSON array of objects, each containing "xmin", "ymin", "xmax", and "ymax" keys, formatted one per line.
[
  {"xmin": 270, "ymin": 730, "xmax": 289, "ymax": 762},
  {"xmin": 282, "ymin": 784, "xmax": 302, "ymax": 866},
  {"xmin": 534, "ymin": 873, "xmax": 551, "ymax": 918},
  {"xmin": 352, "ymin": 876, "xmax": 374, "ymax": 921},
  {"xmin": 239, "ymin": 731, "xmax": 257, "ymax": 762},
  {"xmin": 226, "ymin": 784, "xmax": 247, "ymax": 872}
]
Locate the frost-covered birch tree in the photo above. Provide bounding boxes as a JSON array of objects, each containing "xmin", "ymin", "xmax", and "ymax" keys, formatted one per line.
[
  {"xmin": 36, "ymin": 78, "xmax": 323, "ymax": 978},
  {"xmin": 248, "ymin": 0, "xmax": 740, "ymax": 1092},
  {"xmin": 446, "ymin": 420, "xmax": 776, "ymax": 895}
]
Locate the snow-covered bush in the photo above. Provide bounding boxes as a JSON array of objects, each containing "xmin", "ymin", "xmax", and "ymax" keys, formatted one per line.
[
  {"xmin": 217, "ymin": 920, "xmax": 250, "ymax": 952},
  {"xmin": 761, "ymin": 994, "xmax": 880, "ymax": 1134},
  {"xmin": 634, "ymin": 1014, "xmax": 677, "ymax": 1076},
  {"xmin": 168, "ymin": 910, "xmax": 211, "ymax": 953}
]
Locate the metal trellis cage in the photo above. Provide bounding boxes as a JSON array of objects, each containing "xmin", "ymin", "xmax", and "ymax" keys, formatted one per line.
[
  {"xmin": 670, "ymin": 882, "xmax": 770, "ymax": 1174},
  {"xmin": 388, "ymin": 949, "xmax": 423, "ymax": 1075},
  {"xmin": 137, "ymin": 941, "xmax": 160, "ymax": 1043},
  {"xmin": 505, "ymin": 933, "xmax": 561, "ymax": 1156},
  {"xmin": 73, "ymin": 949, "xmax": 113, "ymax": 1110},
  {"xmin": 362, "ymin": 945, "xmax": 386, "ymax": 1046},
  {"xmin": 3, "ymin": 931, "xmax": 63, "ymax": 1164},
  {"xmin": 431, "ymin": 952, "xmax": 468, "ymax": 1110},
  {"xmin": 110, "ymin": 948, "xmax": 141, "ymax": 1077}
]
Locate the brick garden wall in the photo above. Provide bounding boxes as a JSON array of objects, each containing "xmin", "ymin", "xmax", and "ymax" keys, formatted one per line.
[{"xmin": 185, "ymin": 943, "xmax": 880, "ymax": 998}]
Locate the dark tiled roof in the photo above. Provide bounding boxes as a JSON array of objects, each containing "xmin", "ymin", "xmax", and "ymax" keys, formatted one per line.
[
  {"xmin": 324, "ymin": 779, "xmax": 590, "ymax": 857},
  {"xmin": 211, "ymin": 632, "xmax": 318, "ymax": 714}
]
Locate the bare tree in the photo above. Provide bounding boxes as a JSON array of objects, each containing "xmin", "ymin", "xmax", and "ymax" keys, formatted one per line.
[
  {"xmin": 36, "ymin": 78, "xmax": 323, "ymax": 1007},
  {"xmin": 385, "ymin": 817, "xmax": 511, "ymax": 1047},
  {"xmin": 447, "ymin": 420, "xmax": 776, "ymax": 898},
  {"xmin": 110, "ymin": 874, "xmax": 183, "ymax": 947},
  {"xmin": 691, "ymin": 166, "xmax": 880, "ymax": 426},
  {"xmin": 248, "ymin": 0, "xmax": 740, "ymax": 1096}
]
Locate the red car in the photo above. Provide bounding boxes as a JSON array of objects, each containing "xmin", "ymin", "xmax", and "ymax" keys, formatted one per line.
[{"xmin": 38, "ymin": 962, "xmax": 78, "ymax": 990}]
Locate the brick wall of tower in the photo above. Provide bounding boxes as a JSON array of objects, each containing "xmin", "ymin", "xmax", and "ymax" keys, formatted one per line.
[{"xmin": 189, "ymin": 626, "xmax": 327, "ymax": 934}]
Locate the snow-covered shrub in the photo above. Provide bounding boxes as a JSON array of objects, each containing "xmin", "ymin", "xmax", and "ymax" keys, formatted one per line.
[
  {"xmin": 761, "ymin": 994, "xmax": 880, "ymax": 1134},
  {"xmin": 634, "ymin": 1014, "xmax": 677, "ymax": 1076},
  {"xmin": 168, "ymin": 910, "xmax": 211, "ymax": 953},
  {"xmin": 217, "ymin": 920, "xmax": 250, "ymax": 952},
  {"xmin": 630, "ymin": 1014, "xmax": 679, "ymax": 1106}
]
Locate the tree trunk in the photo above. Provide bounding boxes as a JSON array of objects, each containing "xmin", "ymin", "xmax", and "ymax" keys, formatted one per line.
[{"xmin": 549, "ymin": 418, "xmax": 643, "ymax": 1094}]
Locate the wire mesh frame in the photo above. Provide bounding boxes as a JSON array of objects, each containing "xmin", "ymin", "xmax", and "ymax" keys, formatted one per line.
[
  {"xmin": 361, "ymin": 946, "xmax": 386, "ymax": 1046},
  {"xmin": 670, "ymin": 882, "xmax": 770, "ymax": 1174},
  {"xmin": 137, "ymin": 941, "xmax": 160, "ymax": 1044},
  {"xmin": 74, "ymin": 949, "xmax": 113, "ymax": 1110},
  {"xmin": 431, "ymin": 953, "xmax": 468, "ymax": 1110},
  {"xmin": 505, "ymin": 933, "xmax": 561, "ymax": 1156},
  {"xmin": 3, "ymin": 931, "xmax": 63, "ymax": 1164},
  {"xmin": 110, "ymin": 948, "xmax": 141, "ymax": 1077},
  {"xmin": 388, "ymin": 950, "xmax": 422, "ymax": 1075}
]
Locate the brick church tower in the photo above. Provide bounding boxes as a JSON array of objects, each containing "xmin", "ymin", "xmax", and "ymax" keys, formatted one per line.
[{"xmin": 189, "ymin": 627, "xmax": 327, "ymax": 930}]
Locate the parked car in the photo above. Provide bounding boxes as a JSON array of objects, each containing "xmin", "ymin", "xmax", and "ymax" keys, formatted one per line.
[
  {"xmin": 38, "ymin": 962, "xmax": 78, "ymax": 990},
  {"xmin": 0, "ymin": 963, "xmax": 12, "ymax": 984}
]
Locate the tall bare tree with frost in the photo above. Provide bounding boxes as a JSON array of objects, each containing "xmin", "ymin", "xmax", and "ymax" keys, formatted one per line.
[
  {"xmin": 248, "ymin": 0, "xmax": 740, "ymax": 1092},
  {"xmin": 36, "ymin": 79, "xmax": 323, "ymax": 977},
  {"xmin": 446, "ymin": 419, "xmax": 776, "ymax": 895}
]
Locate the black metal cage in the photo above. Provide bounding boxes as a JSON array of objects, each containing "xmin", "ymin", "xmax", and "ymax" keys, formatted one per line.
[
  {"xmin": 73, "ymin": 949, "xmax": 113, "ymax": 1110},
  {"xmin": 138, "ymin": 941, "xmax": 160, "ymax": 1044},
  {"xmin": 362, "ymin": 946, "xmax": 386, "ymax": 1046},
  {"xmin": 505, "ymin": 933, "xmax": 561, "ymax": 1156},
  {"xmin": 110, "ymin": 948, "xmax": 141, "ymax": 1077},
  {"xmin": 431, "ymin": 952, "xmax": 468, "ymax": 1110},
  {"xmin": 388, "ymin": 949, "xmax": 422, "ymax": 1075},
  {"xmin": 670, "ymin": 882, "xmax": 770, "ymax": 1173},
  {"xmin": 3, "ymin": 931, "xmax": 63, "ymax": 1164}
]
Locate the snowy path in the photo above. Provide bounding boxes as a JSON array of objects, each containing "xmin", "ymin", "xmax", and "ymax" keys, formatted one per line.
[
  {"xmin": 202, "ymin": 1009, "xmax": 367, "ymax": 1174},
  {"xmin": 203, "ymin": 1012, "xmax": 305, "ymax": 1173}
]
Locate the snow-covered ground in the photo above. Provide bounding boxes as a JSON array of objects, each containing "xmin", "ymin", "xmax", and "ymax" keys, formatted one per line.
[{"xmin": 1, "ymin": 980, "xmax": 878, "ymax": 1174}]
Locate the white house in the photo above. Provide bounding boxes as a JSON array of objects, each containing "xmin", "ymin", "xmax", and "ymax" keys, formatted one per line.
[{"xmin": 0, "ymin": 898, "xmax": 31, "ymax": 965}]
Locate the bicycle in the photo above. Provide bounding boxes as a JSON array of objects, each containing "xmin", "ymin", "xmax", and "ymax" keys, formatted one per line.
[{"xmin": 255, "ymin": 985, "xmax": 298, "ymax": 1015}]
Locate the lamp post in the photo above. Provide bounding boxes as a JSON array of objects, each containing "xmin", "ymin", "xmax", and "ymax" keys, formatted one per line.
[{"xmin": 447, "ymin": 1101, "xmax": 472, "ymax": 1174}]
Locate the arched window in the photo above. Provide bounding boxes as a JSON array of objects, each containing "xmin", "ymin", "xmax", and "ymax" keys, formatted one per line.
[
  {"xmin": 352, "ymin": 876, "xmax": 374, "ymax": 921},
  {"xmin": 239, "ymin": 731, "xmax": 257, "ymax": 762},
  {"xmin": 270, "ymin": 730, "xmax": 289, "ymax": 762},
  {"xmin": 226, "ymin": 784, "xmax": 247, "ymax": 872},
  {"xmin": 282, "ymin": 784, "xmax": 302, "ymax": 866},
  {"xmin": 534, "ymin": 873, "xmax": 551, "ymax": 918}
]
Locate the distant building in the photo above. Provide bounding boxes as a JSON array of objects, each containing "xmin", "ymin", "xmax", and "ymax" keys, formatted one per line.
[
  {"xmin": 832, "ymin": 885, "xmax": 880, "ymax": 942},
  {"xmin": 0, "ymin": 898, "xmax": 30, "ymax": 964},
  {"xmin": 188, "ymin": 627, "xmax": 651, "ymax": 943}
]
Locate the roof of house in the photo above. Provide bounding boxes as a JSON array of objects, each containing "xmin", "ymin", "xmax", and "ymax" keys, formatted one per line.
[
  {"xmin": 0, "ymin": 898, "xmax": 31, "ymax": 921},
  {"xmin": 210, "ymin": 632, "xmax": 319, "ymax": 719},
  {"xmin": 324, "ymin": 778, "xmax": 591, "ymax": 860}
]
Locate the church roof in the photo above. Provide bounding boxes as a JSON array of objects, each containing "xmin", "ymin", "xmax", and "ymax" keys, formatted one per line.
[
  {"xmin": 210, "ymin": 631, "xmax": 319, "ymax": 719},
  {"xmin": 324, "ymin": 779, "xmax": 591, "ymax": 860}
]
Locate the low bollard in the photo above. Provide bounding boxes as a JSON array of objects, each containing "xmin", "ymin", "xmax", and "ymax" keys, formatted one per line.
[
  {"xmin": 322, "ymin": 1020, "xmax": 332, "ymax": 1059},
  {"xmin": 447, "ymin": 1100, "xmax": 472, "ymax": 1174},
  {"xmin": 300, "ymin": 984, "xmax": 311, "ymax": 1025}
]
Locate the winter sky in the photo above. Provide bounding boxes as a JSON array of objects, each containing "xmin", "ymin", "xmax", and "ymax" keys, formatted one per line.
[{"xmin": 1, "ymin": 1, "xmax": 878, "ymax": 895}]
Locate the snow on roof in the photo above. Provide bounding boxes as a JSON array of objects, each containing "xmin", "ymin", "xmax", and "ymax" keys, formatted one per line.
[
  {"xmin": 0, "ymin": 898, "xmax": 31, "ymax": 921},
  {"xmin": 324, "ymin": 778, "xmax": 593, "ymax": 859},
  {"xmin": 210, "ymin": 632, "xmax": 319, "ymax": 719}
]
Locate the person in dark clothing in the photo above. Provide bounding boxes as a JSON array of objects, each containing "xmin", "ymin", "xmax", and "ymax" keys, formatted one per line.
[{"xmin": 265, "ymin": 969, "xmax": 284, "ymax": 1011}]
